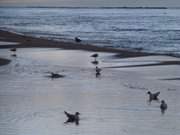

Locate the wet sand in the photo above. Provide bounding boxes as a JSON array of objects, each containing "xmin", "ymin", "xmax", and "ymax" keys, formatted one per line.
[{"xmin": 0, "ymin": 48, "xmax": 180, "ymax": 135}]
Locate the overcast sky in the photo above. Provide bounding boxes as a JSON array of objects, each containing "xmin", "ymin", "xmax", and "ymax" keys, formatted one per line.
[{"xmin": 0, "ymin": 0, "xmax": 180, "ymax": 7}]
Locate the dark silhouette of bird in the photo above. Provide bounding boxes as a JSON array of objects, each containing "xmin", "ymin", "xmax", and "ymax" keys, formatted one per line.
[
  {"xmin": 96, "ymin": 71, "xmax": 101, "ymax": 78},
  {"xmin": 95, "ymin": 66, "xmax": 101, "ymax": 73},
  {"xmin": 91, "ymin": 53, "xmax": 98, "ymax": 58},
  {"xmin": 91, "ymin": 60, "xmax": 99, "ymax": 65},
  {"xmin": 91, "ymin": 53, "xmax": 98, "ymax": 60},
  {"xmin": 160, "ymin": 100, "xmax": 167, "ymax": 114},
  {"xmin": 147, "ymin": 91, "xmax": 160, "ymax": 102},
  {"xmin": 64, "ymin": 111, "xmax": 80, "ymax": 125},
  {"xmin": 75, "ymin": 37, "xmax": 81, "ymax": 43},
  {"xmin": 11, "ymin": 54, "xmax": 17, "ymax": 57},
  {"xmin": 48, "ymin": 72, "xmax": 65, "ymax": 79},
  {"xmin": 10, "ymin": 48, "xmax": 16, "ymax": 52},
  {"xmin": 95, "ymin": 66, "xmax": 101, "ymax": 77}
]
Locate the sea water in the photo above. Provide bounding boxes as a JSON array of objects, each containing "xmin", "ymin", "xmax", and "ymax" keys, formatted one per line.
[{"xmin": 1, "ymin": 7, "xmax": 180, "ymax": 55}]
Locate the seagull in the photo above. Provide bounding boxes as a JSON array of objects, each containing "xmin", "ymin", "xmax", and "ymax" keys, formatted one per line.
[
  {"xmin": 95, "ymin": 66, "xmax": 101, "ymax": 73},
  {"xmin": 91, "ymin": 53, "xmax": 98, "ymax": 60},
  {"xmin": 64, "ymin": 111, "xmax": 80, "ymax": 125},
  {"xmin": 96, "ymin": 71, "xmax": 101, "ymax": 78},
  {"xmin": 91, "ymin": 60, "xmax": 99, "ymax": 65},
  {"xmin": 48, "ymin": 72, "xmax": 65, "ymax": 79},
  {"xmin": 95, "ymin": 66, "xmax": 101, "ymax": 78},
  {"xmin": 11, "ymin": 54, "xmax": 17, "ymax": 57},
  {"xmin": 160, "ymin": 100, "xmax": 168, "ymax": 114},
  {"xmin": 147, "ymin": 91, "xmax": 160, "ymax": 102},
  {"xmin": 75, "ymin": 37, "xmax": 81, "ymax": 43},
  {"xmin": 10, "ymin": 48, "xmax": 16, "ymax": 52}
]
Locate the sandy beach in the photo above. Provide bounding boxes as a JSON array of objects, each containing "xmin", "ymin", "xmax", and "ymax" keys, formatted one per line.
[{"xmin": 0, "ymin": 30, "xmax": 180, "ymax": 135}]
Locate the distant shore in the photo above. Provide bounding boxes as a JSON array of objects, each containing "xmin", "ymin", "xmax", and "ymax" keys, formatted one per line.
[{"xmin": 0, "ymin": 29, "xmax": 153, "ymax": 66}]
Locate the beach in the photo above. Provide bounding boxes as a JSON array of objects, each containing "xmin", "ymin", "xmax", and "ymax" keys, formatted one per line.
[{"xmin": 0, "ymin": 29, "xmax": 180, "ymax": 135}]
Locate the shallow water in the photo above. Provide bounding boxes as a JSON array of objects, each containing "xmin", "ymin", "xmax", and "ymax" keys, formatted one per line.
[{"xmin": 0, "ymin": 48, "xmax": 180, "ymax": 135}]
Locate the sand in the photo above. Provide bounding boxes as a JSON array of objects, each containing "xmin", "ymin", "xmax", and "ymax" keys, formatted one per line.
[{"xmin": 0, "ymin": 30, "xmax": 180, "ymax": 135}]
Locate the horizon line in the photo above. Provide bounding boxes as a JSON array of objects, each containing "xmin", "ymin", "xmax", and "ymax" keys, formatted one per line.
[{"xmin": 0, "ymin": 6, "xmax": 180, "ymax": 9}]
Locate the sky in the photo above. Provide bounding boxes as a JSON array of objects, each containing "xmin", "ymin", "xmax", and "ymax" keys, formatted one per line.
[{"xmin": 0, "ymin": 0, "xmax": 180, "ymax": 7}]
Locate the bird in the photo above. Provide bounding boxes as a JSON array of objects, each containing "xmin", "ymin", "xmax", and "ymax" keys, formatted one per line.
[
  {"xmin": 10, "ymin": 48, "xmax": 16, "ymax": 52},
  {"xmin": 64, "ymin": 111, "xmax": 80, "ymax": 125},
  {"xmin": 75, "ymin": 37, "xmax": 81, "ymax": 43},
  {"xmin": 96, "ymin": 71, "xmax": 101, "ymax": 78},
  {"xmin": 160, "ymin": 100, "xmax": 168, "ymax": 114},
  {"xmin": 49, "ymin": 72, "xmax": 65, "ymax": 79},
  {"xmin": 147, "ymin": 91, "xmax": 160, "ymax": 102},
  {"xmin": 95, "ymin": 66, "xmax": 101, "ymax": 77},
  {"xmin": 11, "ymin": 54, "xmax": 17, "ymax": 57},
  {"xmin": 91, "ymin": 53, "xmax": 98, "ymax": 60},
  {"xmin": 95, "ymin": 66, "xmax": 101, "ymax": 73},
  {"xmin": 91, "ymin": 60, "xmax": 99, "ymax": 65}
]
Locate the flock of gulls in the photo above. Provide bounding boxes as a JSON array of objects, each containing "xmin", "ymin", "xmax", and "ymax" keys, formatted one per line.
[
  {"xmin": 9, "ymin": 37, "xmax": 168, "ymax": 126},
  {"xmin": 64, "ymin": 91, "xmax": 168, "ymax": 126}
]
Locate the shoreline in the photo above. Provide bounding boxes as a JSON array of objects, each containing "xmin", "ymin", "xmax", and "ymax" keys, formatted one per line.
[
  {"xmin": 0, "ymin": 29, "xmax": 152, "ymax": 66},
  {"xmin": 0, "ymin": 29, "xmax": 178, "ymax": 67},
  {"xmin": 0, "ymin": 29, "xmax": 152, "ymax": 55}
]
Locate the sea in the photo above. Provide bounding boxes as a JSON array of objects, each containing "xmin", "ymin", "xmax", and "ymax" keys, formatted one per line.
[{"xmin": 1, "ymin": 7, "xmax": 180, "ymax": 56}]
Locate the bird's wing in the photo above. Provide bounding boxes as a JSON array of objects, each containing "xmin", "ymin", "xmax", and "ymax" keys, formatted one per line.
[
  {"xmin": 64, "ymin": 111, "xmax": 71, "ymax": 117},
  {"xmin": 155, "ymin": 91, "xmax": 160, "ymax": 96}
]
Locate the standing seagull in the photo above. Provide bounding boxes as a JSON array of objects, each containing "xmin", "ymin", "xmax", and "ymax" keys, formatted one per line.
[
  {"xmin": 10, "ymin": 48, "xmax": 16, "ymax": 52},
  {"xmin": 95, "ymin": 66, "xmax": 102, "ymax": 78},
  {"xmin": 91, "ymin": 60, "xmax": 99, "ymax": 65},
  {"xmin": 91, "ymin": 53, "xmax": 98, "ymax": 61},
  {"xmin": 64, "ymin": 111, "xmax": 80, "ymax": 125},
  {"xmin": 11, "ymin": 54, "xmax": 17, "ymax": 57},
  {"xmin": 95, "ymin": 66, "xmax": 101, "ymax": 73},
  {"xmin": 75, "ymin": 37, "xmax": 81, "ymax": 43},
  {"xmin": 96, "ymin": 71, "xmax": 101, "ymax": 78},
  {"xmin": 160, "ymin": 100, "xmax": 168, "ymax": 114}
]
